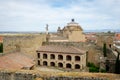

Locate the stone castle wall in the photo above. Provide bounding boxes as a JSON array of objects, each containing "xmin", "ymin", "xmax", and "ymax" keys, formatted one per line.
[
  {"xmin": 96, "ymin": 35, "xmax": 114, "ymax": 48},
  {"xmin": 0, "ymin": 69, "xmax": 119, "ymax": 80},
  {"xmin": 3, "ymin": 34, "xmax": 46, "ymax": 58},
  {"xmin": 0, "ymin": 69, "xmax": 37, "ymax": 80}
]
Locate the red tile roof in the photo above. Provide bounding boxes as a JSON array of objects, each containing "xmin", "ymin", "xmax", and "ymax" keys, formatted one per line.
[
  {"xmin": 115, "ymin": 33, "xmax": 120, "ymax": 41},
  {"xmin": 85, "ymin": 34, "xmax": 96, "ymax": 41},
  {"xmin": 37, "ymin": 45, "xmax": 86, "ymax": 54},
  {"xmin": 0, "ymin": 52, "xmax": 34, "ymax": 70}
]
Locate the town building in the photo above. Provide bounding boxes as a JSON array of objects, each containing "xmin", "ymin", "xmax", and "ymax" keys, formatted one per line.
[
  {"xmin": 0, "ymin": 36, "xmax": 3, "ymax": 43},
  {"xmin": 85, "ymin": 33, "xmax": 97, "ymax": 43},
  {"xmin": 36, "ymin": 45, "xmax": 87, "ymax": 71},
  {"xmin": 114, "ymin": 33, "xmax": 120, "ymax": 49},
  {"xmin": 115, "ymin": 33, "xmax": 120, "ymax": 41}
]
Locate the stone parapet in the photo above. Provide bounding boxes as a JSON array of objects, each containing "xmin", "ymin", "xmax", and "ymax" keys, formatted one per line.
[{"xmin": 0, "ymin": 69, "xmax": 120, "ymax": 80}]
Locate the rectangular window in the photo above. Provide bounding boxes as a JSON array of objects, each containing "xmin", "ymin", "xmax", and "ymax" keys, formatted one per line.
[
  {"xmin": 37, "ymin": 53, "xmax": 40, "ymax": 58},
  {"xmin": 38, "ymin": 60, "xmax": 40, "ymax": 65}
]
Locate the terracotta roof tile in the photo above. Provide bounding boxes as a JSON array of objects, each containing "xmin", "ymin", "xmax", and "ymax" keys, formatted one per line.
[
  {"xmin": 0, "ymin": 52, "xmax": 34, "ymax": 70},
  {"xmin": 37, "ymin": 45, "xmax": 86, "ymax": 54},
  {"xmin": 85, "ymin": 34, "xmax": 97, "ymax": 42},
  {"xmin": 115, "ymin": 33, "xmax": 120, "ymax": 41}
]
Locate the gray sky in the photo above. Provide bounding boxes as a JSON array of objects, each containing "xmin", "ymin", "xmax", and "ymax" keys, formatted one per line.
[{"xmin": 0, "ymin": 0, "xmax": 120, "ymax": 32}]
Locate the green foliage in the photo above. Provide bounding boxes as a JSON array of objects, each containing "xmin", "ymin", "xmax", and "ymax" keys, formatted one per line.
[
  {"xmin": 100, "ymin": 69, "xmax": 106, "ymax": 73},
  {"xmin": 87, "ymin": 62, "xmax": 99, "ymax": 72},
  {"xmin": 103, "ymin": 43, "xmax": 107, "ymax": 57},
  {"xmin": 107, "ymin": 31, "xmax": 111, "ymax": 33},
  {"xmin": 115, "ymin": 52, "xmax": 120, "ymax": 74},
  {"xmin": 0, "ymin": 43, "xmax": 3, "ymax": 53},
  {"xmin": 87, "ymin": 62, "xmax": 95, "ymax": 67},
  {"xmin": 89, "ymin": 67, "xmax": 99, "ymax": 72}
]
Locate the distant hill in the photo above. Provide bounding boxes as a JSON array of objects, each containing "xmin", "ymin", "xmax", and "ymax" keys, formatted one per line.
[
  {"xmin": 84, "ymin": 29, "xmax": 120, "ymax": 33},
  {"xmin": 0, "ymin": 29, "xmax": 120, "ymax": 34},
  {"xmin": 0, "ymin": 31, "xmax": 44, "ymax": 34}
]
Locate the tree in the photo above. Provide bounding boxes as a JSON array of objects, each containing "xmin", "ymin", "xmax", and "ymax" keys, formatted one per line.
[
  {"xmin": 0, "ymin": 43, "xmax": 3, "ymax": 53},
  {"xmin": 115, "ymin": 51, "xmax": 120, "ymax": 74},
  {"xmin": 103, "ymin": 43, "xmax": 107, "ymax": 57}
]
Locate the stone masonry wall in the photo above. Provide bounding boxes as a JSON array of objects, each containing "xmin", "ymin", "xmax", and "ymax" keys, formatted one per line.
[
  {"xmin": 0, "ymin": 69, "xmax": 120, "ymax": 80},
  {"xmin": 0, "ymin": 70, "xmax": 37, "ymax": 80},
  {"xmin": 44, "ymin": 77, "xmax": 107, "ymax": 80},
  {"xmin": 0, "ymin": 70, "xmax": 108, "ymax": 80},
  {"xmin": 3, "ymin": 34, "xmax": 46, "ymax": 58}
]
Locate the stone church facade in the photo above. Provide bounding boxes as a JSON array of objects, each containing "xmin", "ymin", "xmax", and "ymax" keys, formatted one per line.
[{"xmin": 57, "ymin": 19, "xmax": 86, "ymax": 42}]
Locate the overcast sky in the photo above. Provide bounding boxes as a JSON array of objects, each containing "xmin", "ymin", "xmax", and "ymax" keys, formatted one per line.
[{"xmin": 0, "ymin": 0, "xmax": 120, "ymax": 32}]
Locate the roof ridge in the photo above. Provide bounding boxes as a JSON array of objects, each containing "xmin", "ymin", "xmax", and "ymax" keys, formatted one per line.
[{"xmin": 70, "ymin": 46, "xmax": 85, "ymax": 53}]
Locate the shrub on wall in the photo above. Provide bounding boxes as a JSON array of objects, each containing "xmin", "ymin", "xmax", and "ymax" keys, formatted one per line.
[
  {"xmin": 87, "ymin": 62, "xmax": 95, "ymax": 67},
  {"xmin": 0, "ymin": 43, "xmax": 3, "ymax": 53},
  {"xmin": 100, "ymin": 69, "xmax": 106, "ymax": 73},
  {"xmin": 87, "ymin": 62, "xmax": 99, "ymax": 72},
  {"xmin": 89, "ymin": 67, "xmax": 99, "ymax": 72}
]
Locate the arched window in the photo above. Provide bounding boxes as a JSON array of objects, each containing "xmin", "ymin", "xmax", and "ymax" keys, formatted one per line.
[
  {"xmin": 66, "ymin": 55, "xmax": 71, "ymax": 61},
  {"xmin": 75, "ymin": 64, "xmax": 80, "ymax": 69},
  {"xmin": 66, "ymin": 63, "xmax": 71, "ymax": 68},
  {"xmin": 50, "ymin": 62, "xmax": 55, "ymax": 67},
  {"xmin": 37, "ymin": 53, "xmax": 40, "ymax": 58},
  {"xmin": 58, "ymin": 55, "xmax": 63, "ymax": 60},
  {"xmin": 43, "ymin": 61, "xmax": 47, "ymax": 66},
  {"xmin": 109, "ymin": 44, "xmax": 111, "ymax": 48},
  {"xmin": 43, "ymin": 54, "xmax": 47, "ymax": 59},
  {"xmin": 75, "ymin": 56, "xmax": 80, "ymax": 61},
  {"xmin": 50, "ymin": 54, "xmax": 55, "ymax": 59},
  {"xmin": 38, "ymin": 60, "xmax": 40, "ymax": 65},
  {"xmin": 58, "ymin": 63, "xmax": 63, "ymax": 68}
]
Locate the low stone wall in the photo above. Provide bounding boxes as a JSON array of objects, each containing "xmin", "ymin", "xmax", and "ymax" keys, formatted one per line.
[
  {"xmin": 43, "ymin": 77, "xmax": 107, "ymax": 80},
  {"xmin": 0, "ymin": 71, "xmax": 107, "ymax": 80},
  {"xmin": 0, "ymin": 69, "xmax": 115, "ymax": 80},
  {"xmin": 0, "ymin": 70, "xmax": 37, "ymax": 80}
]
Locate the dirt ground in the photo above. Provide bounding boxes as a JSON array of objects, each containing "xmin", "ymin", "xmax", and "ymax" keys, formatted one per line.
[
  {"xmin": 35, "ymin": 66, "xmax": 64, "ymax": 72},
  {"xmin": 34, "ymin": 67, "xmax": 120, "ymax": 80}
]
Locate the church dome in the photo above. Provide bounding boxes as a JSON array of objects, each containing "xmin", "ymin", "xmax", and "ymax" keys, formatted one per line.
[
  {"xmin": 66, "ymin": 19, "xmax": 83, "ymax": 31},
  {"xmin": 67, "ymin": 19, "xmax": 79, "ymax": 26}
]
